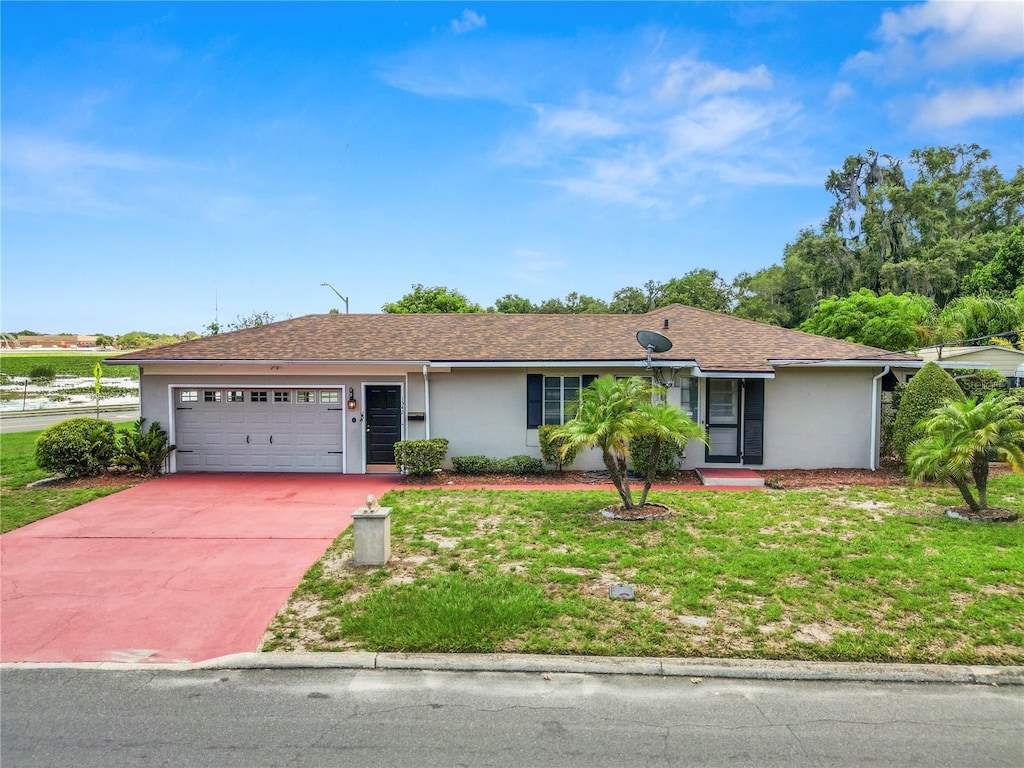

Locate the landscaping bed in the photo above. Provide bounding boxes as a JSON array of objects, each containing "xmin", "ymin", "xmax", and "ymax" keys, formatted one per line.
[{"xmin": 403, "ymin": 465, "xmax": 910, "ymax": 489}]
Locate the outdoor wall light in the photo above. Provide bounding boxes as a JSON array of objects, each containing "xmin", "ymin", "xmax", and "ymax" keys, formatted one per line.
[{"xmin": 347, "ymin": 387, "xmax": 358, "ymax": 410}]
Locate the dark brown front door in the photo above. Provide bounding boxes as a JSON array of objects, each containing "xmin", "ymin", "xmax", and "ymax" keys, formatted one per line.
[{"xmin": 366, "ymin": 385, "xmax": 402, "ymax": 465}]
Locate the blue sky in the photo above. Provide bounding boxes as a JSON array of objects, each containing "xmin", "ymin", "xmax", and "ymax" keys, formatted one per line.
[{"xmin": 3, "ymin": 1, "xmax": 1022, "ymax": 334}]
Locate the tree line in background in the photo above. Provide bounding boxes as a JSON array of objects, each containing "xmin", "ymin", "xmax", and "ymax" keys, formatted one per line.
[
  {"xmin": 15, "ymin": 144, "xmax": 1019, "ymax": 352},
  {"xmin": 384, "ymin": 144, "xmax": 1024, "ymax": 351}
]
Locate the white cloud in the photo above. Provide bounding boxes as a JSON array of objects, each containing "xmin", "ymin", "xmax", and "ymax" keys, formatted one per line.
[
  {"xmin": 912, "ymin": 79, "xmax": 1024, "ymax": 128},
  {"xmin": 666, "ymin": 97, "xmax": 783, "ymax": 153},
  {"xmin": 827, "ymin": 82, "xmax": 855, "ymax": 106},
  {"xmin": 535, "ymin": 107, "xmax": 626, "ymax": 138},
  {"xmin": 850, "ymin": 0, "xmax": 1023, "ymax": 72},
  {"xmin": 878, "ymin": 0, "xmax": 1022, "ymax": 63},
  {"xmin": 657, "ymin": 57, "xmax": 772, "ymax": 101},
  {"xmin": 451, "ymin": 9, "xmax": 487, "ymax": 36},
  {"xmin": 382, "ymin": 31, "xmax": 803, "ymax": 210},
  {"xmin": 3, "ymin": 134, "xmax": 162, "ymax": 175}
]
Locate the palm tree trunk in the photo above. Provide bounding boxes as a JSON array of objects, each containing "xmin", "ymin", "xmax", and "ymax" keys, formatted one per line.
[
  {"xmin": 603, "ymin": 448, "xmax": 634, "ymax": 508},
  {"xmin": 951, "ymin": 476, "xmax": 981, "ymax": 513},
  {"xmin": 638, "ymin": 440, "xmax": 663, "ymax": 508},
  {"xmin": 972, "ymin": 458, "xmax": 989, "ymax": 511}
]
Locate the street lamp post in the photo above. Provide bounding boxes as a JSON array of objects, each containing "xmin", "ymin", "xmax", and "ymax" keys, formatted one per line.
[{"xmin": 320, "ymin": 282, "xmax": 350, "ymax": 314}]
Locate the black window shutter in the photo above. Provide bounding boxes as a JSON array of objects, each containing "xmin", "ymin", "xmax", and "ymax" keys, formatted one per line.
[
  {"xmin": 742, "ymin": 379, "xmax": 765, "ymax": 466},
  {"xmin": 527, "ymin": 374, "xmax": 543, "ymax": 428},
  {"xmin": 582, "ymin": 374, "xmax": 598, "ymax": 389}
]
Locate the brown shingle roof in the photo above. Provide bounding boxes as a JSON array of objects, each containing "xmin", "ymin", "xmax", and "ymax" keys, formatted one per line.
[{"xmin": 108, "ymin": 304, "xmax": 919, "ymax": 373}]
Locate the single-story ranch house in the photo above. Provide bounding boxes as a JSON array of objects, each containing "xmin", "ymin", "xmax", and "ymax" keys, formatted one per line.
[{"xmin": 108, "ymin": 304, "xmax": 924, "ymax": 475}]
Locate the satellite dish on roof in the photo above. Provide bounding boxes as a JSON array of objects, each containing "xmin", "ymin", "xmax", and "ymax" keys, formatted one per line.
[{"xmin": 637, "ymin": 330, "xmax": 672, "ymax": 367}]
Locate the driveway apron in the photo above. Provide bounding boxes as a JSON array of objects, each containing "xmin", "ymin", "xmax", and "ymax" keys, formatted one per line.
[{"xmin": 1, "ymin": 474, "xmax": 398, "ymax": 664}]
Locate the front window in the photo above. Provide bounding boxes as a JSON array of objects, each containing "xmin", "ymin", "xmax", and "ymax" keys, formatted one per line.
[
  {"xmin": 544, "ymin": 376, "xmax": 581, "ymax": 425},
  {"xmin": 681, "ymin": 377, "xmax": 699, "ymax": 422}
]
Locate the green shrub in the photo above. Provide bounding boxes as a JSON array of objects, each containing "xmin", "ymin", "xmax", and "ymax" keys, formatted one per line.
[
  {"xmin": 955, "ymin": 368, "xmax": 1008, "ymax": 401},
  {"xmin": 539, "ymin": 424, "xmax": 580, "ymax": 471},
  {"xmin": 892, "ymin": 362, "xmax": 965, "ymax": 469},
  {"xmin": 29, "ymin": 365, "xmax": 56, "ymax": 382},
  {"xmin": 394, "ymin": 438, "xmax": 449, "ymax": 476},
  {"xmin": 451, "ymin": 455, "xmax": 497, "ymax": 475},
  {"xmin": 116, "ymin": 418, "xmax": 174, "ymax": 476},
  {"xmin": 629, "ymin": 430, "xmax": 686, "ymax": 477},
  {"xmin": 35, "ymin": 418, "xmax": 117, "ymax": 477},
  {"xmin": 496, "ymin": 455, "xmax": 545, "ymax": 476}
]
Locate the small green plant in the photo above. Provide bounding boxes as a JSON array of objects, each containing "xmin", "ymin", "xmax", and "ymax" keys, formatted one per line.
[
  {"xmin": 451, "ymin": 455, "xmax": 497, "ymax": 474},
  {"xmin": 892, "ymin": 362, "xmax": 965, "ymax": 469},
  {"xmin": 34, "ymin": 418, "xmax": 117, "ymax": 478},
  {"xmin": 539, "ymin": 425, "xmax": 580, "ymax": 472},
  {"xmin": 115, "ymin": 418, "xmax": 174, "ymax": 476},
  {"xmin": 496, "ymin": 455, "xmax": 545, "ymax": 476},
  {"xmin": 394, "ymin": 438, "xmax": 449, "ymax": 476}
]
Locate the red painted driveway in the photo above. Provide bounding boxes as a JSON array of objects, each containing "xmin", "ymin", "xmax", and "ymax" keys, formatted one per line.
[{"xmin": 1, "ymin": 474, "xmax": 398, "ymax": 664}]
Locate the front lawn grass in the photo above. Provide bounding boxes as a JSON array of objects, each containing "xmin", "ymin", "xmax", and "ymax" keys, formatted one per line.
[
  {"xmin": 0, "ymin": 428, "xmax": 135, "ymax": 533},
  {"xmin": 265, "ymin": 476, "xmax": 1024, "ymax": 664}
]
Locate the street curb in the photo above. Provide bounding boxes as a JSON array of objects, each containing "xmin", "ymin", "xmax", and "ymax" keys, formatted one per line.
[{"xmin": 4, "ymin": 653, "xmax": 1022, "ymax": 685}]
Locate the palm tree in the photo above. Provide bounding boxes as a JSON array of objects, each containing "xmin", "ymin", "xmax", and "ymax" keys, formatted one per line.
[
  {"xmin": 553, "ymin": 376, "xmax": 707, "ymax": 511},
  {"xmin": 907, "ymin": 392, "xmax": 1024, "ymax": 513}
]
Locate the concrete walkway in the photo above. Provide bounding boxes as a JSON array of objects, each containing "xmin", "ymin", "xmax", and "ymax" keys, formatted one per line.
[{"xmin": 1, "ymin": 474, "xmax": 397, "ymax": 664}]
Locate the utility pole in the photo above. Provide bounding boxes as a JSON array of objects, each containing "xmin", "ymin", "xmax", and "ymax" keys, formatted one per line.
[{"xmin": 320, "ymin": 282, "xmax": 350, "ymax": 314}]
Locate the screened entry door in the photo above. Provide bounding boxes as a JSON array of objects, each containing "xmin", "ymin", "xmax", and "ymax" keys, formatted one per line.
[
  {"xmin": 706, "ymin": 379, "xmax": 741, "ymax": 463},
  {"xmin": 365, "ymin": 385, "xmax": 402, "ymax": 466}
]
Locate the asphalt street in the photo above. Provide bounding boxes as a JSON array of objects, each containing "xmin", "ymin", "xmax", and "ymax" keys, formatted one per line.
[
  {"xmin": 0, "ymin": 405, "xmax": 139, "ymax": 433},
  {"xmin": 2, "ymin": 667, "xmax": 1021, "ymax": 768}
]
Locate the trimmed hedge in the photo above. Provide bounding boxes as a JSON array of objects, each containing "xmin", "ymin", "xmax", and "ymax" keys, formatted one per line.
[
  {"xmin": 451, "ymin": 454, "xmax": 546, "ymax": 476},
  {"xmin": 498, "ymin": 455, "xmax": 545, "ymax": 476},
  {"xmin": 35, "ymin": 417, "xmax": 117, "ymax": 478},
  {"xmin": 451, "ymin": 455, "xmax": 495, "ymax": 475},
  {"xmin": 892, "ymin": 362, "xmax": 965, "ymax": 469},
  {"xmin": 394, "ymin": 438, "xmax": 449, "ymax": 476}
]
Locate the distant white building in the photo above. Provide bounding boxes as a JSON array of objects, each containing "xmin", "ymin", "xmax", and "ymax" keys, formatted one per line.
[{"xmin": 916, "ymin": 345, "xmax": 1024, "ymax": 387}]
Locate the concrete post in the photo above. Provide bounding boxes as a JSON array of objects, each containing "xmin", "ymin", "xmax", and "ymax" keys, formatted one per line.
[{"xmin": 352, "ymin": 507, "xmax": 392, "ymax": 566}]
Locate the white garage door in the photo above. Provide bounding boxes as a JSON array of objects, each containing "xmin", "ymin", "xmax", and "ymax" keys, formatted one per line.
[{"xmin": 174, "ymin": 388, "xmax": 345, "ymax": 473}]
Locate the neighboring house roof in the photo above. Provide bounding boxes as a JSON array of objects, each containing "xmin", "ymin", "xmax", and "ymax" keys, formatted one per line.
[
  {"xmin": 917, "ymin": 345, "xmax": 1024, "ymax": 377},
  {"xmin": 108, "ymin": 304, "xmax": 920, "ymax": 374}
]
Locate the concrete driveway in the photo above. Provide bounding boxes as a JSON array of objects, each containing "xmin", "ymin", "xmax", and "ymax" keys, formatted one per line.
[{"xmin": 1, "ymin": 474, "xmax": 398, "ymax": 664}]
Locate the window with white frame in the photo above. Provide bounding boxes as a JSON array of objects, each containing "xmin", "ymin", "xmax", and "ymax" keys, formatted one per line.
[
  {"xmin": 296, "ymin": 390, "xmax": 315, "ymax": 403},
  {"xmin": 680, "ymin": 377, "xmax": 699, "ymax": 422},
  {"xmin": 320, "ymin": 391, "xmax": 339, "ymax": 404},
  {"xmin": 204, "ymin": 390, "xmax": 221, "ymax": 403},
  {"xmin": 250, "ymin": 391, "xmax": 268, "ymax": 403},
  {"xmin": 180, "ymin": 390, "xmax": 198, "ymax": 403},
  {"xmin": 543, "ymin": 376, "xmax": 581, "ymax": 425},
  {"xmin": 273, "ymin": 391, "xmax": 290, "ymax": 403},
  {"xmin": 227, "ymin": 390, "xmax": 244, "ymax": 402}
]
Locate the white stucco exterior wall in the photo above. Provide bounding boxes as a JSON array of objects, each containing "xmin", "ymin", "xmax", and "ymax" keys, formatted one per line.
[{"xmin": 757, "ymin": 367, "xmax": 874, "ymax": 470}]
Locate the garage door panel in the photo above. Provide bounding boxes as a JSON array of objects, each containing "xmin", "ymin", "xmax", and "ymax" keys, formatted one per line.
[{"xmin": 173, "ymin": 389, "xmax": 344, "ymax": 473}]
